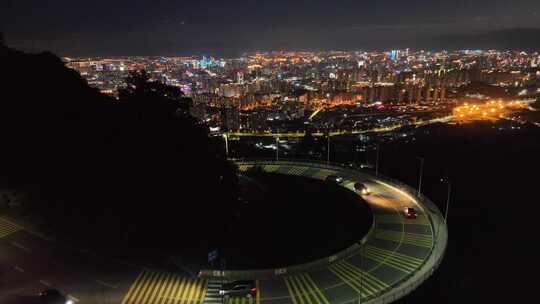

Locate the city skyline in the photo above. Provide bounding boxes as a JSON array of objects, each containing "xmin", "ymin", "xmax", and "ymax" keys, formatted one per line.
[
  {"xmin": 2, "ymin": 3, "xmax": 540, "ymax": 303},
  {"xmin": 64, "ymin": 49, "xmax": 539, "ymax": 136}
]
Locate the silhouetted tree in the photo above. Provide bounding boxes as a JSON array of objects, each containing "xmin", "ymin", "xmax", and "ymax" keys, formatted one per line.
[{"xmin": 0, "ymin": 47, "xmax": 239, "ymax": 253}]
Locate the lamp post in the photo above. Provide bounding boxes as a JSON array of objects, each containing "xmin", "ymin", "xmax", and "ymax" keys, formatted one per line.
[
  {"xmin": 327, "ymin": 135, "xmax": 330, "ymax": 165},
  {"xmin": 441, "ymin": 178, "xmax": 452, "ymax": 223},
  {"xmin": 417, "ymin": 157, "xmax": 424, "ymax": 196},
  {"xmin": 223, "ymin": 133, "xmax": 229, "ymax": 159},
  {"xmin": 275, "ymin": 137, "xmax": 279, "ymax": 161}
]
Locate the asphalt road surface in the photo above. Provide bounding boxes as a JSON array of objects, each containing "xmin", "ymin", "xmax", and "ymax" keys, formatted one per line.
[{"xmin": 0, "ymin": 161, "xmax": 443, "ymax": 304}]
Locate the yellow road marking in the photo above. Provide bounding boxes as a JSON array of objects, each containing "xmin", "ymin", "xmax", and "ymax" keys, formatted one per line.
[
  {"xmin": 339, "ymin": 261, "xmax": 387, "ymax": 297},
  {"xmin": 131, "ymin": 271, "xmax": 153, "ymax": 304},
  {"xmin": 151, "ymin": 273, "xmax": 171, "ymax": 304},
  {"xmin": 122, "ymin": 271, "xmax": 145, "ymax": 304},
  {"xmin": 173, "ymin": 277, "xmax": 190, "ymax": 304},
  {"xmin": 296, "ymin": 275, "xmax": 319, "ymax": 304},
  {"xmin": 133, "ymin": 271, "xmax": 156, "ymax": 304},
  {"xmin": 283, "ymin": 277, "xmax": 299, "ymax": 304},
  {"xmin": 263, "ymin": 165, "xmax": 280, "ymax": 172},
  {"xmin": 288, "ymin": 276, "xmax": 307, "ymax": 304},
  {"xmin": 139, "ymin": 272, "xmax": 163, "ymax": 304},
  {"xmin": 304, "ymin": 274, "xmax": 330, "ymax": 304},
  {"xmin": 329, "ymin": 264, "xmax": 366, "ymax": 298},
  {"xmin": 193, "ymin": 279, "xmax": 205, "ymax": 304},
  {"xmin": 255, "ymin": 280, "xmax": 260, "ymax": 304},
  {"xmin": 147, "ymin": 273, "xmax": 167, "ymax": 304},
  {"xmin": 159, "ymin": 275, "xmax": 179, "ymax": 304},
  {"xmin": 198, "ymin": 280, "xmax": 208, "ymax": 304},
  {"xmin": 0, "ymin": 218, "xmax": 21, "ymax": 238},
  {"xmin": 155, "ymin": 274, "xmax": 173, "ymax": 303}
]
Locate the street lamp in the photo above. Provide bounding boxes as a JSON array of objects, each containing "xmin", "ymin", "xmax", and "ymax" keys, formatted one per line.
[
  {"xmin": 440, "ymin": 178, "xmax": 452, "ymax": 223},
  {"xmin": 223, "ymin": 133, "xmax": 229, "ymax": 159},
  {"xmin": 327, "ymin": 135, "xmax": 330, "ymax": 165},
  {"xmin": 275, "ymin": 137, "xmax": 279, "ymax": 161},
  {"xmin": 417, "ymin": 157, "xmax": 424, "ymax": 196}
]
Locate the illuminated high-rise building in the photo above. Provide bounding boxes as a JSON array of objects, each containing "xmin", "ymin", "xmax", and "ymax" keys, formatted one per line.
[{"xmin": 390, "ymin": 50, "xmax": 399, "ymax": 61}]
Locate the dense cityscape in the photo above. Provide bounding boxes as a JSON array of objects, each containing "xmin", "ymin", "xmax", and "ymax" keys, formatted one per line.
[
  {"xmin": 3, "ymin": 1, "xmax": 540, "ymax": 304},
  {"xmin": 66, "ymin": 50, "xmax": 540, "ymax": 137}
]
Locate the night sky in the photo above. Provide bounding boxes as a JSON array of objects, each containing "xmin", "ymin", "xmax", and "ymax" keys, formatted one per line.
[{"xmin": 2, "ymin": 0, "xmax": 540, "ymax": 57}]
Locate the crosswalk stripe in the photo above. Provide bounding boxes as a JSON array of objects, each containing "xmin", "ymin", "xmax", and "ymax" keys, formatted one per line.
[
  {"xmin": 154, "ymin": 274, "xmax": 172, "ymax": 304},
  {"xmin": 367, "ymin": 246, "xmax": 424, "ymax": 264},
  {"xmin": 156, "ymin": 274, "xmax": 174, "ymax": 304},
  {"xmin": 130, "ymin": 271, "xmax": 151, "ymax": 304},
  {"xmin": 332, "ymin": 264, "xmax": 370, "ymax": 297},
  {"xmin": 140, "ymin": 272, "xmax": 163, "ymax": 304},
  {"xmin": 329, "ymin": 264, "xmax": 367, "ymax": 298},
  {"xmin": 263, "ymin": 165, "xmax": 280, "ymax": 172},
  {"xmin": 333, "ymin": 263, "xmax": 375, "ymax": 295},
  {"xmin": 238, "ymin": 165, "xmax": 253, "ymax": 172},
  {"xmin": 283, "ymin": 274, "xmax": 329, "ymax": 304},
  {"xmin": 363, "ymin": 247, "xmax": 422, "ymax": 273},
  {"xmin": 134, "ymin": 271, "xmax": 156, "ymax": 304},
  {"xmin": 302, "ymin": 274, "xmax": 330, "ymax": 304},
  {"xmin": 195, "ymin": 279, "xmax": 206, "ymax": 303},
  {"xmin": 335, "ymin": 263, "xmax": 378, "ymax": 297},
  {"xmin": 159, "ymin": 275, "xmax": 178, "ymax": 304},
  {"xmin": 364, "ymin": 250, "xmax": 414, "ymax": 273},
  {"xmin": 185, "ymin": 278, "xmax": 200, "ymax": 304},
  {"xmin": 122, "ymin": 271, "xmax": 146, "ymax": 304},
  {"xmin": 198, "ymin": 280, "xmax": 207, "ymax": 304},
  {"xmin": 288, "ymin": 276, "xmax": 306, "ymax": 304},
  {"xmin": 122, "ymin": 272, "xmax": 208, "ymax": 304},
  {"xmin": 288, "ymin": 167, "xmax": 309, "ymax": 176},
  {"xmin": 174, "ymin": 277, "xmax": 191, "ymax": 304},
  {"xmin": 374, "ymin": 230, "xmax": 433, "ymax": 248},
  {"xmin": 0, "ymin": 218, "xmax": 21, "ymax": 238},
  {"xmin": 255, "ymin": 280, "xmax": 260, "ymax": 304},
  {"xmin": 293, "ymin": 275, "xmax": 314, "ymax": 304},
  {"xmin": 376, "ymin": 230, "xmax": 432, "ymax": 240},
  {"xmin": 192, "ymin": 279, "xmax": 204, "ymax": 304},
  {"xmin": 159, "ymin": 276, "xmax": 179, "ymax": 304},
  {"xmin": 341, "ymin": 261, "xmax": 388, "ymax": 291},
  {"xmin": 283, "ymin": 277, "xmax": 299, "ymax": 304},
  {"xmin": 366, "ymin": 248, "xmax": 416, "ymax": 269},
  {"xmin": 183, "ymin": 279, "xmax": 196, "ymax": 304},
  {"xmin": 202, "ymin": 280, "xmax": 221, "ymax": 304},
  {"xmin": 148, "ymin": 273, "xmax": 168, "ymax": 304}
]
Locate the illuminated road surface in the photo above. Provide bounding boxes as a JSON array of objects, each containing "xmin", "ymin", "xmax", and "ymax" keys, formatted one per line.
[
  {"xmin": 0, "ymin": 161, "xmax": 446, "ymax": 304},
  {"xmin": 221, "ymin": 116, "xmax": 453, "ymax": 138}
]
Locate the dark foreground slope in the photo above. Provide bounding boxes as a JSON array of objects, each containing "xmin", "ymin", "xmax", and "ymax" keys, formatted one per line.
[{"xmin": 0, "ymin": 44, "xmax": 238, "ymax": 255}]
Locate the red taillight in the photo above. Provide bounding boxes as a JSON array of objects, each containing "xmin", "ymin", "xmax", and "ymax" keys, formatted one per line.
[{"xmin": 251, "ymin": 288, "xmax": 257, "ymax": 293}]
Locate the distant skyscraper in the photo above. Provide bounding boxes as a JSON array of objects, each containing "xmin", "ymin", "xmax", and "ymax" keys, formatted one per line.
[{"xmin": 390, "ymin": 50, "xmax": 399, "ymax": 61}]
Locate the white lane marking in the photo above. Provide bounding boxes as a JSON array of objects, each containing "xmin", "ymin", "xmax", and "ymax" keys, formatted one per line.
[
  {"xmin": 10, "ymin": 241, "xmax": 31, "ymax": 253},
  {"xmin": 95, "ymin": 279, "xmax": 118, "ymax": 289},
  {"xmin": 67, "ymin": 294, "xmax": 80, "ymax": 302},
  {"xmin": 39, "ymin": 280, "xmax": 51, "ymax": 287},
  {"xmin": 14, "ymin": 265, "xmax": 24, "ymax": 272}
]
